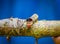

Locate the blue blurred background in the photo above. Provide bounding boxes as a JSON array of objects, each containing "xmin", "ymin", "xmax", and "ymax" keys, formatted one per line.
[{"xmin": 0, "ymin": 0, "xmax": 60, "ymax": 44}]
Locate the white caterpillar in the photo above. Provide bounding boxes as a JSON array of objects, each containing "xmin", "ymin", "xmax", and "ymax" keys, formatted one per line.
[{"xmin": 0, "ymin": 18, "xmax": 25, "ymax": 28}]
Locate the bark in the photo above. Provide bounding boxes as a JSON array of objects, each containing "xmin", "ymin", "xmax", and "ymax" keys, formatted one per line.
[{"xmin": 0, "ymin": 20, "xmax": 60, "ymax": 39}]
